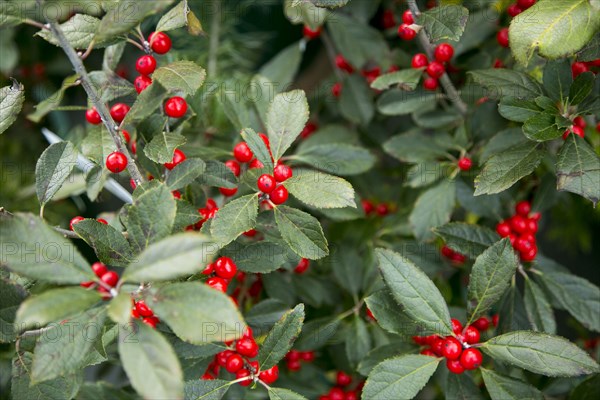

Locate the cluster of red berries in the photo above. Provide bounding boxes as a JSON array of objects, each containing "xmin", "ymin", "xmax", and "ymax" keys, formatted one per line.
[
  {"xmin": 294, "ymin": 258, "xmax": 310, "ymax": 274},
  {"xmin": 361, "ymin": 199, "xmax": 390, "ymax": 217},
  {"xmin": 131, "ymin": 299, "xmax": 160, "ymax": 328},
  {"xmin": 563, "ymin": 116, "xmax": 587, "ymax": 139},
  {"xmin": 203, "ymin": 327, "xmax": 279, "ymax": 386},
  {"xmin": 397, "ymin": 10, "xmax": 417, "ymax": 41},
  {"xmin": 441, "ymin": 245, "xmax": 466, "ymax": 264},
  {"xmin": 318, "ymin": 372, "xmax": 364, "ymax": 400},
  {"xmin": 80, "ymin": 261, "xmax": 119, "ymax": 298},
  {"xmin": 86, "ymin": 102, "xmax": 132, "ymax": 174},
  {"xmin": 414, "ymin": 318, "xmax": 490, "ymax": 374},
  {"xmin": 202, "ymin": 256, "xmax": 238, "ymax": 293},
  {"xmin": 410, "ymin": 43, "xmax": 453, "ymax": 91},
  {"xmin": 331, "ymin": 55, "xmax": 400, "ymax": 98},
  {"xmin": 495, "ymin": 200, "xmax": 540, "ymax": 262},
  {"xmin": 572, "ymin": 59, "xmax": 600, "ymax": 78},
  {"xmin": 284, "ymin": 349, "xmax": 315, "ymax": 371},
  {"xmin": 192, "ymin": 198, "xmax": 218, "ymax": 230}
]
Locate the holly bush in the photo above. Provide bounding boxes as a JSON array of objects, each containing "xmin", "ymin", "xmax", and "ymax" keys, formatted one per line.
[{"xmin": 1, "ymin": 0, "xmax": 600, "ymax": 399}]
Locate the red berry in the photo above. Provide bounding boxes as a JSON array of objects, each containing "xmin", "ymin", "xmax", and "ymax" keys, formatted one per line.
[
  {"xmin": 446, "ymin": 359, "xmax": 465, "ymax": 374},
  {"xmin": 201, "ymin": 263, "xmax": 214, "ymax": 275},
  {"xmin": 335, "ymin": 55, "xmax": 354, "ymax": 73},
  {"xmin": 225, "ymin": 354, "xmax": 244, "ymax": 373},
  {"xmin": 492, "ymin": 314, "xmax": 499, "ymax": 327},
  {"xmin": 257, "ymin": 174, "xmax": 277, "ymax": 193},
  {"xmin": 216, "ymin": 350, "xmax": 234, "ymax": 366},
  {"xmin": 517, "ymin": 0, "xmax": 536, "ymax": 10},
  {"xmin": 398, "ymin": 24, "xmax": 416, "ymax": 40},
  {"xmin": 376, "ymin": 203, "xmax": 389, "ymax": 216},
  {"xmin": 526, "ymin": 218, "xmax": 538, "ymax": 234},
  {"xmin": 329, "ymin": 388, "xmax": 345, "ymax": 400},
  {"xmin": 473, "ymin": 317, "xmax": 490, "ymax": 331},
  {"xmin": 442, "ymin": 337, "xmax": 463, "ymax": 360},
  {"xmin": 514, "ymin": 237, "xmax": 533, "ymax": 253},
  {"xmin": 572, "ymin": 125, "xmax": 585, "ymax": 138},
  {"xmin": 224, "ymin": 160, "xmax": 241, "ymax": 177},
  {"xmin": 421, "ymin": 349, "xmax": 436, "ymax": 357},
  {"xmin": 457, "ymin": 157, "xmax": 472, "ymax": 171},
  {"xmin": 402, "ymin": 10, "xmax": 414, "ymax": 24},
  {"xmin": 493, "ymin": 59, "xmax": 505, "ymax": 68},
  {"xmin": 110, "ymin": 103, "xmax": 130, "ymax": 123},
  {"xmin": 463, "ymin": 326, "xmax": 481, "ymax": 344},
  {"xmin": 142, "ymin": 316, "xmax": 159, "ymax": 328},
  {"xmin": 497, "ymin": 28, "xmax": 509, "ymax": 48},
  {"xmin": 214, "ymin": 256, "xmax": 237, "ymax": 280},
  {"xmin": 382, "ymin": 9, "xmax": 396, "ymax": 29},
  {"xmin": 101, "ymin": 271, "xmax": 119, "ymax": 287},
  {"xmin": 106, "ymin": 151, "xmax": 127, "ymax": 173},
  {"xmin": 70, "ymin": 216, "xmax": 85, "ymax": 230},
  {"xmin": 258, "ymin": 133, "xmax": 271, "ymax": 150},
  {"xmin": 236, "ymin": 337, "xmax": 259, "ymax": 358},
  {"xmin": 164, "ymin": 96, "xmax": 187, "ymax": 118},
  {"xmin": 233, "ymin": 142, "xmax": 254, "ymax": 163},
  {"xmin": 460, "ymin": 348, "xmax": 483, "ymax": 370},
  {"xmin": 220, "ymin": 187, "xmax": 238, "ymax": 197},
  {"xmin": 515, "ymin": 200, "xmax": 531, "ymax": 216},
  {"xmin": 286, "ymin": 350, "xmax": 300, "ymax": 361},
  {"xmin": 573, "ymin": 116, "xmax": 586, "ymax": 128},
  {"xmin": 300, "ymin": 351, "xmax": 315, "ymax": 361},
  {"xmin": 434, "ymin": 43, "xmax": 454, "ymax": 63},
  {"xmin": 300, "ymin": 122, "xmax": 318, "ymax": 139},
  {"xmin": 451, "ymin": 318, "xmax": 463, "ymax": 335},
  {"xmin": 412, "ymin": 53, "xmax": 429, "ymax": 69},
  {"xmin": 259, "ymin": 365, "xmax": 279, "ymax": 384},
  {"xmin": 149, "ymin": 32, "xmax": 172, "ymax": 54},
  {"xmin": 507, "ymin": 4, "xmax": 522, "ymax": 17},
  {"xmin": 136, "ymin": 55, "xmax": 156, "ymax": 76},
  {"xmin": 121, "ymin": 130, "xmax": 131, "ymax": 144},
  {"xmin": 426, "ymin": 61, "xmax": 445, "ymax": 79},
  {"xmin": 236, "ymin": 368, "xmax": 252, "ymax": 386},
  {"xmin": 332, "ymin": 82, "xmax": 342, "ymax": 98},
  {"xmin": 336, "ymin": 371, "xmax": 352, "ymax": 386},
  {"xmin": 134, "ymin": 75, "xmax": 152, "ymax": 94},
  {"xmin": 294, "ymin": 258, "xmax": 310, "ymax": 274},
  {"xmin": 423, "ymin": 77, "xmax": 439, "ymax": 91},
  {"xmin": 572, "ymin": 62, "xmax": 589, "ymax": 78},
  {"xmin": 362, "ymin": 200, "xmax": 374, "ymax": 215},
  {"xmin": 97, "ymin": 218, "xmax": 108, "ymax": 225},
  {"xmin": 85, "ymin": 107, "xmax": 101, "ymax": 124},
  {"xmin": 270, "ymin": 186, "xmax": 288, "ymax": 205},
  {"xmin": 303, "ymin": 25, "xmax": 322, "ymax": 40},
  {"xmin": 597, "ymin": 122, "xmax": 600, "ymax": 133},
  {"xmin": 135, "ymin": 300, "xmax": 153, "ymax": 317},
  {"xmin": 496, "ymin": 221, "xmax": 511, "ymax": 237},
  {"xmin": 431, "ymin": 338, "xmax": 445, "ymax": 356},
  {"xmin": 243, "ymin": 326, "xmax": 254, "ymax": 338},
  {"xmin": 207, "ymin": 277, "xmax": 229, "ymax": 292},
  {"xmin": 164, "ymin": 149, "xmax": 186, "ymax": 170},
  {"xmin": 274, "ymin": 164, "xmax": 293, "ymax": 182},
  {"xmin": 520, "ymin": 245, "xmax": 537, "ymax": 262},
  {"xmin": 510, "ymin": 215, "xmax": 528, "ymax": 234},
  {"xmin": 91, "ymin": 262, "xmax": 107, "ymax": 277}
]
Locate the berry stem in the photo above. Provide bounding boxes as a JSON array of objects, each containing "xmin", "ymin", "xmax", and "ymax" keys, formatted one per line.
[
  {"xmin": 406, "ymin": 1, "xmax": 468, "ymax": 116},
  {"xmin": 256, "ymin": 379, "xmax": 272, "ymax": 391},
  {"xmin": 47, "ymin": 21, "xmax": 145, "ymax": 186},
  {"xmin": 126, "ymin": 38, "xmax": 145, "ymax": 51},
  {"xmin": 207, "ymin": 0, "xmax": 221, "ymax": 77},
  {"xmin": 53, "ymin": 226, "xmax": 82, "ymax": 239}
]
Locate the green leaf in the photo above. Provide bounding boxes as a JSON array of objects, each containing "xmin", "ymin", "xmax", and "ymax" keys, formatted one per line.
[
  {"xmin": 259, "ymin": 41, "xmax": 303, "ymax": 93},
  {"xmin": 89, "ymin": 70, "xmax": 136, "ymax": 103},
  {"xmin": 166, "ymin": 159, "xmax": 206, "ymax": 190},
  {"xmin": 31, "ymin": 307, "xmax": 106, "ymax": 383},
  {"xmin": 339, "ymin": 74, "xmax": 374, "ymax": 126},
  {"xmin": 481, "ymin": 128, "xmax": 529, "ymax": 163},
  {"xmin": 108, "ymin": 292, "xmax": 131, "ymax": 325},
  {"xmin": 364, "ymin": 355, "xmax": 441, "ymax": 399},
  {"xmin": 509, "ymin": 0, "xmax": 600, "ymax": 66},
  {"xmin": 569, "ymin": 72, "xmax": 595, "ymax": 105},
  {"xmin": 119, "ymin": 320, "xmax": 183, "ymax": 400},
  {"xmin": 543, "ymin": 59, "xmax": 573, "ymax": 102},
  {"xmin": 285, "ymin": 169, "xmax": 355, "ymax": 209},
  {"xmin": 383, "ymin": 131, "xmax": 450, "ymax": 163},
  {"xmin": 210, "ymin": 194, "xmax": 259, "ymax": 247},
  {"xmin": 0, "ymin": 80, "xmax": 25, "ymax": 134},
  {"xmin": 309, "ymin": 0, "xmax": 348, "ymax": 8},
  {"xmin": 274, "ymin": 206, "xmax": 328, "ymax": 260},
  {"xmin": 73, "ymin": 219, "xmax": 132, "ymax": 267},
  {"xmin": 197, "ymin": 160, "xmax": 237, "ymax": 189},
  {"xmin": 376, "ymin": 248, "xmax": 453, "ymax": 336},
  {"xmin": 184, "ymin": 379, "xmax": 232, "ymax": 400},
  {"xmin": 474, "ymin": 142, "xmax": 543, "ymax": 195},
  {"xmin": 145, "ymin": 282, "xmax": 245, "ymax": 344},
  {"xmin": 122, "ymin": 233, "xmax": 214, "ymax": 282},
  {"xmin": 123, "ymin": 82, "xmax": 167, "ymax": 124},
  {"xmin": 327, "ymin": 13, "xmax": 389, "ymax": 69},
  {"xmin": 537, "ymin": 271, "xmax": 600, "ymax": 332},
  {"xmin": 377, "ymin": 89, "xmax": 438, "ymax": 115},
  {"xmin": 269, "ymin": 388, "xmax": 308, "ymax": 400},
  {"xmin": 467, "ymin": 239, "xmax": 519, "ymax": 325},
  {"xmin": 266, "ymin": 90, "xmax": 309, "ymax": 161},
  {"xmin": 570, "ymin": 374, "xmax": 600, "ymax": 400},
  {"xmin": 294, "ymin": 317, "xmax": 340, "ymax": 350},
  {"xmin": 95, "ymin": 0, "xmax": 175, "ymax": 43},
  {"xmin": 12, "ymin": 353, "xmax": 81, "ymax": 400},
  {"xmin": 221, "ymin": 242, "xmax": 287, "ymax": 273},
  {"xmin": 0, "ymin": 212, "xmax": 93, "ymax": 284},
  {"xmin": 156, "ymin": 0, "xmax": 190, "ymax": 32},
  {"xmin": 371, "ymin": 69, "xmax": 422, "ymax": 91},
  {"xmin": 122, "ymin": 183, "xmax": 177, "ymax": 253},
  {"xmin": 144, "ymin": 132, "xmax": 187, "ymax": 164},
  {"xmin": 15, "ymin": 287, "xmax": 101, "ymax": 331},
  {"xmin": 240, "ymin": 128, "xmax": 273, "ymax": 171},
  {"xmin": 522, "ymin": 112, "xmax": 564, "ymax": 141},
  {"xmin": 481, "ymin": 331, "xmax": 600, "ymax": 376},
  {"xmin": 468, "ymin": 69, "xmax": 541, "ymax": 99},
  {"xmin": 332, "ymin": 247, "xmax": 364, "ymax": 297},
  {"xmin": 446, "ymin": 373, "xmax": 484, "ymax": 400},
  {"xmin": 35, "ymin": 142, "xmax": 78, "ymax": 206},
  {"xmin": 409, "ymin": 180, "xmax": 456, "ymax": 241},
  {"xmin": 37, "ymin": 14, "xmax": 100, "ymax": 49},
  {"xmin": 346, "ymin": 316, "xmax": 371, "ymax": 368},
  {"xmin": 258, "ymin": 304, "xmax": 304, "ymax": 370},
  {"xmin": 434, "ymin": 223, "xmax": 500, "ymax": 258},
  {"xmin": 481, "ymin": 368, "xmax": 543, "ymax": 400},
  {"xmin": 293, "ymin": 143, "xmax": 376, "ymax": 176},
  {"xmin": 365, "ymin": 290, "xmax": 423, "ymax": 336},
  {"xmin": 358, "ymin": 342, "xmax": 415, "ymax": 376},
  {"xmin": 153, "ymin": 61, "xmax": 206, "ymax": 95},
  {"xmin": 556, "ymin": 135, "xmax": 600, "ymax": 205},
  {"xmin": 498, "ymin": 97, "xmax": 542, "ymax": 122},
  {"xmin": 0, "ymin": 279, "xmax": 26, "ymax": 343},
  {"xmin": 523, "ymin": 278, "xmax": 556, "ymax": 334},
  {"xmin": 28, "ymin": 75, "xmax": 79, "ymax": 123},
  {"xmin": 417, "ymin": 5, "xmax": 469, "ymax": 41}
]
